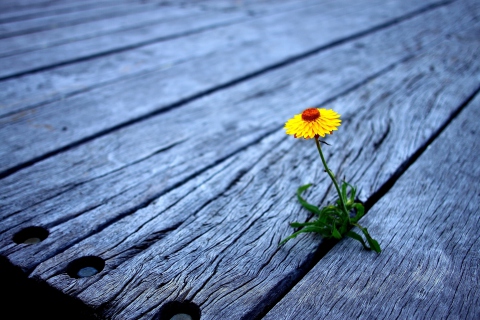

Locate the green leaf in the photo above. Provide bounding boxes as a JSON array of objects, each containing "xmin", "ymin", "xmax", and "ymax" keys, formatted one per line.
[
  {"xmin": 332, "ymin": 224, "xmax": 342, "ymax": 239},
  {"xmin": 296, "ymin": 184, "xmax": 322, "ymax": 215},
  {"xmin": 351, "ymin": 203, "xmax": 365, "ymax": 222},
  {"xmin": 339, "ymin": 223, "xmax": 347, "ymax": 235},
  {"xmin": 341, "ymin": 182, "xmax": 348, "ymax": 203},
  {"xmin": 346, "ymin": 231, "xmax": 369, "ymax": 250},
  {"xmin": 341, "ymin": 181, "xmax": 357, "ymax": 204},
  {"xmin": 347, "ymin": 182, "xmax": 357, "ymax": 202},
  {"xmin": 367, "ymin": 237, "xmax": 381, "ymax": 253},
  {"xmin": 357, "ymin": 225, "xmax": 381, "ymax": 253},
  {"xmin": 279, "ymin": 225, "xmax": 325, "ymax": 245},
  {"xmin": 289, "ymin": 221, "xmax": 317, "ymax": 228},
  {"xmin": 297, "ymin": 184, "xmax": 313, "ymax": 194},
  {"xmin": 283, "ymin": 182, "xmax": 380, "ymax": 253},
  {"xmin": 361, "ymin": 228, "xmax": 381, "ymax": 253}
]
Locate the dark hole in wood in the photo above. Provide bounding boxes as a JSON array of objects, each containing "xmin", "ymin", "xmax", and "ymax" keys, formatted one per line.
[
  {"xmin": 157, "ymin": 301, "xmax": 201, "ymax": 320},
  {"xmin": 66, "ymin": 256, "xmax": 105, "ymax": 279},
  {"xmin": 12, "ymin": 226, "xmax": 49, "ymax": 244}
]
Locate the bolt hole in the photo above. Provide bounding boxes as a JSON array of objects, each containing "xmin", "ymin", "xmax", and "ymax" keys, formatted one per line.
[
  {"xmin": 157, "ymin": 301, "xmax": 201, "ymax": 320},
  {"xmin": 13, "ymin": 226, "xmax": 49, "ymax": 244},
  {"xmin": 66, "ymin": 256, "xmax": 105, "ymax": 278}
]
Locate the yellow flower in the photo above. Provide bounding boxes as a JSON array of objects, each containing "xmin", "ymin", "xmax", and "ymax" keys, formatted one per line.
[{"xmin": 284, "ymin": 108, "xmax": 341, "ymax": 139}]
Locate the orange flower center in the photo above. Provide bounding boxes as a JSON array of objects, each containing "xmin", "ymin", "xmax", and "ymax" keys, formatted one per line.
[{"xmin": 301, "ymin": 108, "xmax": 320, "ymax": 121}]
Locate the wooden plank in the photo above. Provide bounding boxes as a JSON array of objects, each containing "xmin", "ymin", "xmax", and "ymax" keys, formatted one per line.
[
  {"xmin": 0, "ymin": 0, "xmax": 325, "ymax": 78},
  {"xmin": 1, "ymin": 0, "xmax": 476, "ymax": 271},
  {"xmin": 0, "ymin": 1, "xmax": 181, "ymax": 39},
  {"xmin": 0, "ymin": 0, "xmax": 320, "ymax": 58},
  {"xmin": 1, "ymin": 4, "xmax": 479, "ymax": 319},
  {"xmin": 0, "ymin": 0, "xmax": 339, "ymax": 118},
  {"xmin": 0, "ymin": 0, "xmax": 472, "ymax": 247},
  {"xmin": 263, "ymin": 84, "xmax": 480, "ymax": 320},
  {"xmin": 0, "ymin": 0, "xmax": 322, "ymax": 117},
  {"xmin": 0, "ymin": 0, "xmax": 447, "ymax": 175},
  {"xmin": 0, "ymin": 6, "xmax": 212, "ymax": 57},
  {"xmin": 0, "ymin": 0, "xmax": 65, "ymax": 11},
  {"xmin": 180, "ymin": 0, "xmax": 318, "ymax": 12},
  {"xmin": 0, "ymin": 0, "xmax": 135, "ymax": 22},
  {"xmin": 25, "ymin": 27, "xmax": 480, "ymax": 319}
]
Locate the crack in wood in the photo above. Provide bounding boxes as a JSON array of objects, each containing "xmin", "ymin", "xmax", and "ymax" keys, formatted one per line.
[
  {"xmin": 364, "ymin": 85, "xmax": 480, "ymax": 212},
  {"xmin": 0, "ymin": 1, "xmax": 450, "ymax": 180}
]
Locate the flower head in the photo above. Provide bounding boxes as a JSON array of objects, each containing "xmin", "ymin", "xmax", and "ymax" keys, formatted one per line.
[{"xmin": 284, "ymin": 108, "xmax": 341, "ymax": 139}]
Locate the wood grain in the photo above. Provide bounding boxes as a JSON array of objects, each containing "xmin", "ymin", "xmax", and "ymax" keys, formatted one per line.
[
  {"xmin": 0, "ymin": 0, "xmax": 327, "ymax": 56},
  {"xmin": 17, "ymin": 11, "xmax": 480, "ymax": 320},
  {"xmin": 0, "ymin": 5, "xmax": 206, "ymax": 57},
  {"xmin": 2, "ymin": 0, "xmax": 476, "ymax": 273},
  {"xmin": 0, "ymin": 0, "xmax": 324, "ymax": 120},
  {"xmin": 0, "ymin": 0, "xmax": 340, "ymax": 119},
  {"xmin": 0, "ymin": 0, "xmax": 329, "ymax": 79},
  {"xmin": 1, "ymin": 1, "xmax": 479, "ymax": 319},
  {"xmin": 0, "ymin": 0, "xmax": 128, "ymax": 23},
  {"xmin": 0, "ymin": 0, "xmax": 76, "ymax": 12},
  {"xmin": 263, "ymin": 77, "xmax": 480, "ymax": 320},
  {"xmin": 0, "ymin": 1, "xmax": 168, "ymax": 39},
  {"xmin": 0, "ymin": 0, "xmax": 446, "ymax": 174},
  {"xmin": 0, "ymin": 5, "xmax": 247, "ymax": 79}
]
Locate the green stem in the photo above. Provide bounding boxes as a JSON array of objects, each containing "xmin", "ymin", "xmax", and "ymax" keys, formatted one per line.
[{"xmin": 314, "ymin": 136, "xmax": 350, "ymax": 221}]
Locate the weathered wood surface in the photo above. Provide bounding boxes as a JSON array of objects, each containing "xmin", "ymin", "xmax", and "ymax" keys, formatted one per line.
[
  {"xmin": 0, "ymin": 1, "xmax": 193, "ymax": 39},
  {"xmin": 1, "ymin": 0, "xmax": 479, "ymax": 319},
  {"xmin": 0, "ymin": 5, "xmax": 208, "ymax": 57},
  {"xmin": 0, "ymin": 0, "xmax": 130, "ymax": 23},
  {"xmin": 41, "ymin": 32, "xmax": 480, "ymax": 320},
  {"xmin": 0, "ymin": 0, "xmax": 265, "ymax": 22},
  {"xmin": 0, "ymin": 0, "xmax": 91, "ymax": 12},
  {"xmin": 263, "ymin": 83, "xmax": 480, "ymax": 320},
  {"xmin": 0, "ymin": 0, "xmax": 320, "ymax": 120},
  {"xmin": 0, "ymin": 0, "xmax": 412, "ymax": 118},
  {"xmin": 0, "ymin": 0, "xmax": 445, "ymax": 175},
  {"xmin": 0, "ymin": 6, "xmax": 243, "ymax": 79},
  {"xmin": 0, "ymin": 0, "xmax": 329, "ymax": 80},
  {"xmin": 0, "ymin": 0, "xmax": 328, "ymax": 59},
  {"xmin": 2, "ymin": 0, "xmax": 477, "ymax": 270}
]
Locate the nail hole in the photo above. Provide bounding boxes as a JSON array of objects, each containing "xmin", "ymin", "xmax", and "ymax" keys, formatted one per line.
[
  {"xmin": 157, "ymin": 301, "xmax": 201, "ymax": 320},
  {"xmin": 66, "ymin": 256, "xmax": 105, "ymax": 278},
  {"xmin": 13, "ymin": 226, "xmax": 49, "ymax": 244}
]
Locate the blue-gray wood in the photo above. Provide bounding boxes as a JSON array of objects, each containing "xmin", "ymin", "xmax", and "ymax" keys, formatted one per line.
[
  {"xmin": 0, "ymin": 0, "xmax": 444, "ymax": 175},
  {"xmin": 0, "ymin": 0, "xmax": 325, "ymax": 58},
  {"xmin": 0, "ymin": 1, "xmax": 176, "ymax": 39},
  {"xmin": 0, "ymin": 0, "xmax": 122, "ymax": 23},
  {"xmin": 2, "ymin": 0, "xmax": 476, "ymax": 272},
  {"xmin": 0, "ymin": 0, "xmax": 479, "ymax": 319},
  {"xmin": 0, "ymin": 6, "xmax": 205, "ymax": 57},
  {"xmin": 263, "ymin": 78, "xmax": 480, "ymax": 320}
]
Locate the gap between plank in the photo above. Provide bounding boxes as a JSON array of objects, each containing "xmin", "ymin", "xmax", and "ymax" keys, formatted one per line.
[
  {"xmin": 15, "ymin": 125, "xmax": 279, "ymax": 276},
  {"xmin": 17, "ymin": 54, "xmax": 414, "ymax": 275},
  {"xmin": 0, "ymin": 0, "xmax": 327, "ymax": 79},
  {"xmin": 0, "ymin": 0, "xmax": 452, "ymax": 181},
  {"xmin": 253, "ymin": 84, "xmax": 480, "ymax": 320},
  {"xmin": 0, "ymin": 1, "xmax": 124, "ymax": 24},
  {"xmin": 0, "ymin": 1, "xmax": 328, "ymax": 119},
  {"xmin": 0, "ymin": 17, "xmax": 246, "ymax": 81},
  {"xmin": 0, "ymin": 1, "xmax": 177, "ymax": 40},
  {"xmin": 0, "ymin": 0, "xmax": 451, "ymax": 82}
]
